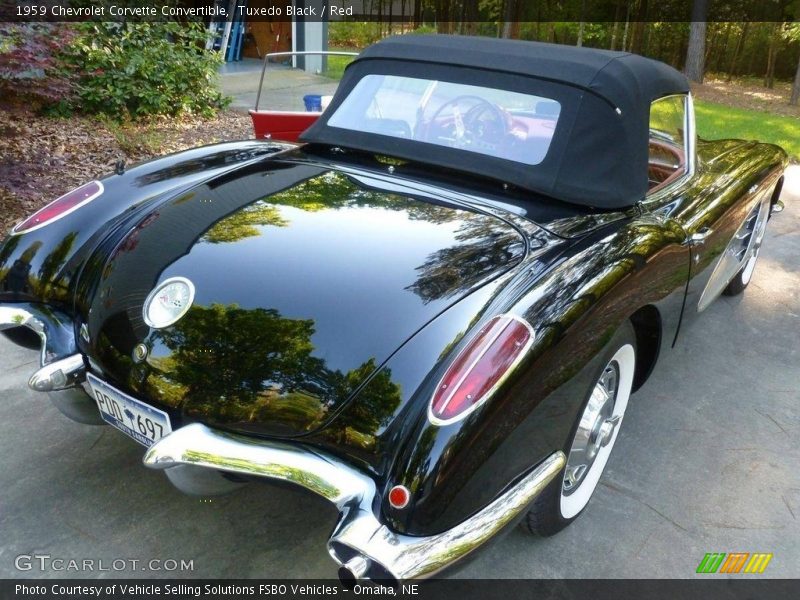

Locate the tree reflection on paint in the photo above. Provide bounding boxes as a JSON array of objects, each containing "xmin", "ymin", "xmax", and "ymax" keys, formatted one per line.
[
  {"xmin": 149, "ymin": 302, "xmax": 401, "ymax": 446},
  {"xmin": 406, "ymin": 215, "xmax": 524, "ymax": 303},
  {"xmin": 201, "ymin": 204, "xmax": 287, "ymax": 244}
]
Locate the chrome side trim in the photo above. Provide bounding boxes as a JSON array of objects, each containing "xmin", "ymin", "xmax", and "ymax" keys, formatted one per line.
[
  {"xmin": 143, "ymin": 423, "xmax": 565, "ymax": 582},
  {"xmin": 697, "ymin": 193, "xmax": 771, "ymax": 312}
]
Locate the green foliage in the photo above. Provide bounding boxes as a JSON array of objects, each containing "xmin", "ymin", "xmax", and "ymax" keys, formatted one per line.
[
  {"xmin": 322, "ymin": 53, "xmax": 357, "ymax": 80},
  {"xmin": 695, "ymin": 99, "xmax": 800, "ymax": 160},
  {"xmin": 63, "ymin": 22, "xmax": 228, "ymax": 119},
  {"xmin": 328, "ymin": 22, "xmax": 385, "ymax": 48},
  {"xmin": 408, "ymin": 25, "xmax": 437, "ymax": 35},
  {"xmin": 202, "ymin": 204, "xmax": 287, "ymax": 243},
  {"xmin": 784, "ymin": 23, "xmax": 800, "ymax": 43}
]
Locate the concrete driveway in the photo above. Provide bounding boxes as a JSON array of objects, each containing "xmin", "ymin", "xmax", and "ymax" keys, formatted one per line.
[{"xmin": 0, "ymin": 168, "xmax": 798, "ymax": 580}]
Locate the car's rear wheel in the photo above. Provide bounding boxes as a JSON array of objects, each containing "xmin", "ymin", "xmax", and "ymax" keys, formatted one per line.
[{"xmin": 522, "ymin": 321, "xmax": 636, "ymax": 536}]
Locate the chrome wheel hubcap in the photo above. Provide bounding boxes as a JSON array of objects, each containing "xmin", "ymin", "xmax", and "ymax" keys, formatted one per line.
[
  {"xmin": 563, "ymin": 363, "xmax": 620, "ymax": 494},
  {"xmin": 741, "ymin": 200, "xmax": 769, "ymax": 285}
]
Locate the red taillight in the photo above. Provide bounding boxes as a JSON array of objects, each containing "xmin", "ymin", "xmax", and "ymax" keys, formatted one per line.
[
  {"xmin": 12, "ymin": 181, "xmax": 103, "ymax": 235},
  {"xmin": 429, "ymin": 314, "xmax": 534, "ymax": 425},
  {"xmin": 388, "ymin": 485, "xmax": 410, "ymax": 509}
]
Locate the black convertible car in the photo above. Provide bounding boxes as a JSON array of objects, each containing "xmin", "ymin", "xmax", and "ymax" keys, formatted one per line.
[{"xmin": 0, "ymin": 36, "xmax": 788, "ymax": 583}]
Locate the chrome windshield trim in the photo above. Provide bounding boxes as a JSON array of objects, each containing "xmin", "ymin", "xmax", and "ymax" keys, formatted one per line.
[
  {"xmin": 254, "ymin": 51, "xmax": 359, "ymax": 112},
  {"xmin": 143, "ymin": 423, "xmax": 564, "ymax": 582},
  {"xmin": 643, "ymin": 93, "xmax": 696, "ymax": 206}
]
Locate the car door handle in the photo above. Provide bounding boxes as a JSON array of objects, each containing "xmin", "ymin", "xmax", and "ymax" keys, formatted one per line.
[{"xmin": 684, "ymin": 227, "xmax": 712, "ymax": 246}]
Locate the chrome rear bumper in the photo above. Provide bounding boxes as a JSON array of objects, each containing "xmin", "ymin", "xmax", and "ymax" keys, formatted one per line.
[
  {"xmin": 0, "ymin": 304, "xmax": 78, "ymax": 366},
  {"xmin": 1, "ymin": 303, "xmax": 101, "ymax": 423},
  {"xmin": 144, "ymin": 423, "xmax": 565, "ymax": 583},
  {"xmin": 3, "ymin": 304, "xmax": 567, "ymax": 581}
]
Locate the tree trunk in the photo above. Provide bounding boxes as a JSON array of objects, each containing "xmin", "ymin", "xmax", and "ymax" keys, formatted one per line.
[
  {"xmin": 576, "ymin": 0, "xmax": 586, "ymax": 46},
  {"xmin": 501, "ymin": 0, "xmax": 516, "ymax": 39},
  {"xmin": 630, "ymin": 21, "xmax": 646, "ymax": 54},
  {"xmin": 791, "ymin": 52, "xmax": 800, "ymax": 106},
  {"xmin": 629, "ymin": 0, "xmax": 648, "ymax": 54},
  {"xmin": 764, "ymin": 22, "xmax": 781, "ymax": 89},
  {"xmin": 703, "ymin": 23, "xmax": 716, "ymax": 68},
  {"xmin": 684, "ymin": 0, "xmax": 708, "ymax": 83},
  {"xmin": 713, "ymin": 22, "xmax": 733, "ymax": 72},
  {"xmin": 463, "ymin": 0, "xmax": 478, "ymax": 36},
  {"xmin": 726, "ymin": 22, "xmax": 748, "ymax": 82},
  {"xmin": 435, "ymin": 0, "xmax": 453, "ymax": 35},
  {"xmin": 622, "ymin": 10, "xmax": 630, "ymax": 51},
  {"xmin": 546, "ymin": 21, "xmax": 555, "ymax": 43},
  {"xmin": 610, "ymin": 0, "xmax": 623, "ymax": 50},
  {"xmin": 510, "ymin": 0, "xmax": 522, "ymax": 39},
  {"xmin": 413, "ymin": 0, "xmax": 421, "ymax": 29}
]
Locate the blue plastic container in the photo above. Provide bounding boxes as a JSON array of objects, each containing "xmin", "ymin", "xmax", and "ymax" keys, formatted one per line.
[{"xmin": 303, "ymin": 94, "xmax": 322, "ymax": 112}]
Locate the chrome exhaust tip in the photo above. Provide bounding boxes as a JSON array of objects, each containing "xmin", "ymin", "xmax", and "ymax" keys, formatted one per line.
[{"xmin": 338, "ymin": 555, "xmax": 370, "ymax": 587}]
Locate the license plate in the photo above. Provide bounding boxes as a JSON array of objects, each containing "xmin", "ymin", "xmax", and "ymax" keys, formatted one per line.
[{"xmin": 87, "ymin": 374, "xmax": 172, "ymax": 447}]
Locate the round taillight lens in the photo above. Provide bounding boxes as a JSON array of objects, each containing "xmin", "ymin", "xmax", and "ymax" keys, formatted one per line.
[
  {"xmin": 12, "ymin": 181, "xmax": 103, "ymax": 235},
  {"xmin": 429, "ymin": 314, "xmax": 534, "ymax": 425},
  {"xmin": 388, "ymin": 485, "xmax": 410, "ymax": 509}
]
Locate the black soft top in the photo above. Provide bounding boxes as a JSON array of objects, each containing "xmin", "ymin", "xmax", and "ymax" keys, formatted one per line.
[{"xmin": 301, "ymin": 35, "xmax": 690, "ymax": 209}]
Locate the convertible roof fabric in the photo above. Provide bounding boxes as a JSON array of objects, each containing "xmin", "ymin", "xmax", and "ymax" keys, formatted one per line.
[{"xmin": 301, "ymin": 35, "xmax": 690, "ymax": 209}]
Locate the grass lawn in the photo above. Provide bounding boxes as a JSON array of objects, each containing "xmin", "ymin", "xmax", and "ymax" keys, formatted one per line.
[
  {"xmin": 322, "ymin": 49, "xmax": 359, "ymax": 80},
  {"xmin": 694, "ymin": 99, "xmax": 800, "ymax": 161}
]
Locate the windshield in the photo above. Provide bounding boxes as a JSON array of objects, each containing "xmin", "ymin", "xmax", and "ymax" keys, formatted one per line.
[{"xmin": 326, "ymin": 74, "xmax": 561, "ymax": 166}]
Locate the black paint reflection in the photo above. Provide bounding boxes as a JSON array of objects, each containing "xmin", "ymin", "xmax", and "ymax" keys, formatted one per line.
[
  {"xmin": 86, "ymin": 164, "xmax": 525, "ymax": 438},
  {"xmin": 407, "ymin": 216, "xmax": 524, "ymax": 304},
  {"xmin": 141, "ymin": 302, "xmax": 401, "ymax": 443},
  {"xmin": 133, "ymin": 146, "xmax": 285, "ymax": 187},
  {"xmin": 1, "ymin": 239, "xmax": 41, "ymax": 299}
]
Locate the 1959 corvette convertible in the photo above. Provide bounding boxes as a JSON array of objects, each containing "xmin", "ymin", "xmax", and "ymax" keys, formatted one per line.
[{"xmin": 0, "ymin": 36, "xmax": 788, "ymax": 583}]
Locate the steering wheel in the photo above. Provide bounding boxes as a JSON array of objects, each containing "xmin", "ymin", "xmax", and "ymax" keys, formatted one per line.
[{"xmin": 424, "ymin": 95, "xmax": 509, "ymax": 149}]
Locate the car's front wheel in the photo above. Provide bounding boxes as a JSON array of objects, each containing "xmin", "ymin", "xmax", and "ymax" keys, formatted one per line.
[
  {"xmin": 523, "ymin": 321, "xmax": 636, "ymax": 536},
  {"xmin": 724, "ymin": 197, "xmax": 770, "ymax": 296}
]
